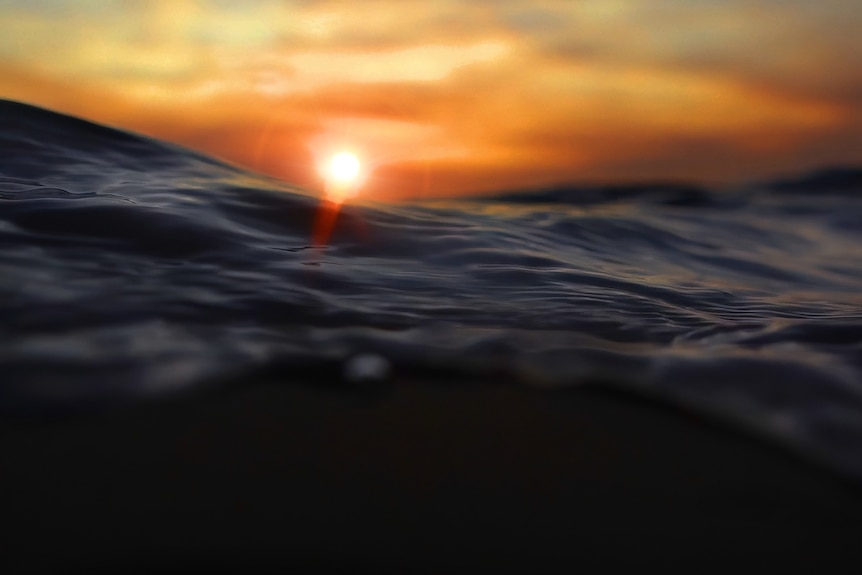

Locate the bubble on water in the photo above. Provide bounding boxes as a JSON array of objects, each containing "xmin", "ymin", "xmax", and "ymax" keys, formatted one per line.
[{"xmin": 343, "ymin": 353, "xmax": 391, "ymax": 384}]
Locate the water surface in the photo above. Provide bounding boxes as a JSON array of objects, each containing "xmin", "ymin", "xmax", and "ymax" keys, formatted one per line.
[{"xmin": 2, "ymin": 99, "xmax": 862, "ymax": 481}]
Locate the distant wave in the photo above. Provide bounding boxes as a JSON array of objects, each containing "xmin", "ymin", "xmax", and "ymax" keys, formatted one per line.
[
  {"xmin": 2, "ymin": 99, "xmax": 862, "ymax": 482},
  {"xmin": 478, "ymin": 168, "xmax": 862, "ymax": 206}
]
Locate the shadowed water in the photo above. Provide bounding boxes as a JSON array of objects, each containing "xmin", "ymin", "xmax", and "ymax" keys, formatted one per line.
[{"xmin": 2, "ymin": 99, "xmax": 862, "ymax": 480}]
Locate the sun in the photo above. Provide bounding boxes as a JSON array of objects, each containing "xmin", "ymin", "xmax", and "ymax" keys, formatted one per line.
[
  {"xmin": 313, "ymin": 150, "xmax": 366, "ymax": 248},
  {"xmin": 328, "ymin": 151, "xmax": 360, "ymax": 183}
]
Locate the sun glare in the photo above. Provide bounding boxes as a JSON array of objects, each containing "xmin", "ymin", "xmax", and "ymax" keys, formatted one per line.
[
  {"xmin": 328, "ymin": 151, "xmax": 360, "ymax": 183},
  {"xmin": 313, "ymin": 150, "xmax": 366, "ymax": 249}
]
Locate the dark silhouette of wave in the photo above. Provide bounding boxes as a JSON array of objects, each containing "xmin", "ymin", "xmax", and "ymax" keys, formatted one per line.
[
  {"xmin": 765, "ymin": 166, "xmax": 862, "ymax": 195},
  {"xmin": 480, "ymin": 182, "xmax": 718, "ymax": 207}
]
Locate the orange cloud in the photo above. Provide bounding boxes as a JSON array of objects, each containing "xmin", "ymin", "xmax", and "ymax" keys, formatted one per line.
[{"xmin": 1, "ymin": 0, "xmax": 860, "ymax": 199}]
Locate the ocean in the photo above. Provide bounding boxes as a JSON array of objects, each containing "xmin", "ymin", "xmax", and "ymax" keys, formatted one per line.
[{"xmin": 2, "ymin": 99, "xmax": 862, "ymax": 482}]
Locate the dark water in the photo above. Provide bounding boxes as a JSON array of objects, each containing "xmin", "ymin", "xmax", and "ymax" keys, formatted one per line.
[{"xmin": 2, "ymin": 99, "xmax": 862, "ymax": 480}]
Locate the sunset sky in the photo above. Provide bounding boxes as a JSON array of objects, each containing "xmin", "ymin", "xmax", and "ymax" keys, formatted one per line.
[{"xmin": 1, "ymin": 0, "xmax": 860, "ymax": 198}]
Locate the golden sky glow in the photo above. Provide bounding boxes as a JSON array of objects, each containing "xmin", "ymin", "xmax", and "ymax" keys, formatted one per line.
[{"xmin": 1, "ymin": 0, "xmax": 860, "ymax": 198}]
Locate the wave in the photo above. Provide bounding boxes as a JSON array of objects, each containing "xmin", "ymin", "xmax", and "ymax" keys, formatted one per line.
[{"xmin": 2, "ymin": 99, "xmax": 862, "ymax": 483}]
